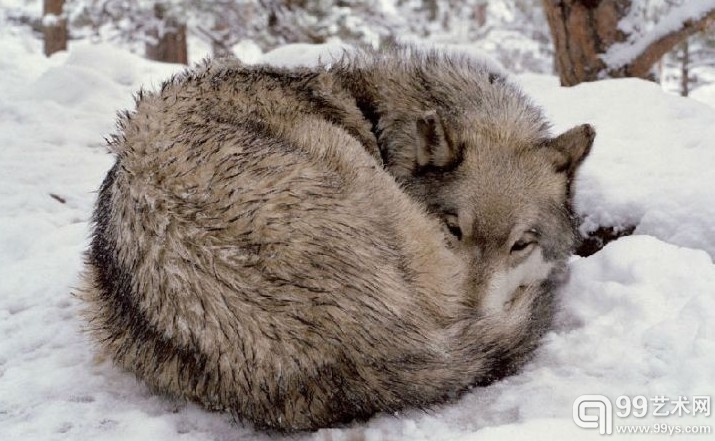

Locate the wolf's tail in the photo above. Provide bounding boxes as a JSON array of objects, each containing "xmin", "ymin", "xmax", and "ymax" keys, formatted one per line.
[{"xmin": 450, "ymin": 270, "xmax": 563, "ymax": 386}]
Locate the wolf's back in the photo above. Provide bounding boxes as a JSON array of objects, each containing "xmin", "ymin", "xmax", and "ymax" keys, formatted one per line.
[{"xmin": 79, "ymin": 62, "xmax": 474, "ymax": 430}]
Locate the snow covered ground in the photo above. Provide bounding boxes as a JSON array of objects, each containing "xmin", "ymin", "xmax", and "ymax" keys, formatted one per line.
[
  {"xmin": 692, "ymin": 83, "xmax": 715, "ymax": 109},
  {"xmin": 1, "ymin": 26, "xmax": 714, "ymax": 441}
]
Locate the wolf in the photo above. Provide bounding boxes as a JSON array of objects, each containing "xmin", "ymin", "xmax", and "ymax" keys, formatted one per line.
[{"xmin": 78, "ymin": 46, "xmax": 594, "ymax": 432}]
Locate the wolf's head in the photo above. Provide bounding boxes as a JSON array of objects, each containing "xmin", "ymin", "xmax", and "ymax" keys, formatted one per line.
[
  {"xmin": 401, "ymin": 111, "xmax": 594, "ymax": 312},
  {"xmin": 333, "ymin": 47, "xmax": 594, "ymax": 313}
]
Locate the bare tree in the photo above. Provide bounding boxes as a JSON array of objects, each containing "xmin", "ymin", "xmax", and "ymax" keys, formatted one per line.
[
  {"xmin": 662, "ymin": 23, "xmax": 715, "ymax": 96},
  {"xmin": 677, "ymin": 39, "xmax": 691, "ymax": 96},
  {"xmin": 193, "ymin": 1, "xmax": 257, "ymax": 57},
  {"xmin": 474, "ymin": 2, "xmax": 487, "ymax": 27},
  {"xmin": 43, "ymin": 0, "xmax": 67, "ymax": 56},
  {"xmin": 145, "ymin": 3, "xmax": 187, "ymax": 64},
  {"xmin": 543, "ymin": 0, "xmax": 715, "ymax": 86}
]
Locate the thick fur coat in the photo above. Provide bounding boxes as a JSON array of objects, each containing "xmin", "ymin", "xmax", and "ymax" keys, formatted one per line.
[{"xmin": 79, "ymin": 47, "xmax": 594, "ymax": 431}]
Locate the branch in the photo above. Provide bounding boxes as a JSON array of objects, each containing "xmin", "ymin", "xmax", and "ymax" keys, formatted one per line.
[
  {"xmin": 604, "ymin": 1, "xmax": 715, "ymax": 78},
  {"xmin": 195, "ymin": 25, "xmax": 222, "ymax": 46}
]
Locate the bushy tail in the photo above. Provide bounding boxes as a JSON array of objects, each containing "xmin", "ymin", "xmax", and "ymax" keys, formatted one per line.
[{"xmin": 450, "ymin": 273, "xmax": 561, "ymax": 386}]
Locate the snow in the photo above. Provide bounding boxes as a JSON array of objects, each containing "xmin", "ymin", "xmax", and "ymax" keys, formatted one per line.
[
  {"xmin": 604, "ymin": 0, "xmax": 715, "ymax": 69},
  {"xmin": 691, "ymin": 82, "xmax": 715, "ymax": 108},
  {"xmin": 519, "ymin": 74, "xmax": 715, "ymax": 258},
  {"xmin": 259, "ymin": 40, "xmax": 352, "ymax": 69},
  {"xmin": 1, "ymin": 28, "xmax": 714, "ymax": 441},
  {"xmin": 41, "ymin": 14, "xmax": 61, "ymax": 27},
  {"xmin": 232, "ymin": 39, "xmax": 265, "ymax": 65}
]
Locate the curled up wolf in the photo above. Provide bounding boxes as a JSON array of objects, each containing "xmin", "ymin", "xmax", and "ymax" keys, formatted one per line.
[{"xmin": 78, "ymin": 46, "xmax": 595, "ymax": 432}]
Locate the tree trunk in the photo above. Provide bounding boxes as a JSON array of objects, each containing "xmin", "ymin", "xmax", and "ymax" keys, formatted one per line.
[
  {"xmin": 542, "ymin": 0, "xmax": 629, "ymax": 86},
  {"xmin": 43, "ymin": 0, "xmax": 67, "ymax": 57},
  {"xmin": 212, "ymin": 16, "xmax": 229, "ymax": 57},
  {"xmin": 679, "ymin": 40, "xmax": 690, "ymax": 96},
  {"xmin": 425, "ymin": 0, "xmax": 438, "ymax": 22},
  {"xmin": 474, "ymin": 3, "xmax": 487, "ymax": 28},
  {"xmin": 543, "ymin": 0, "xmax": 715, "ymax": 86},
  {"xmin": 145, "ymin": 4, "xmax": 188, "ymax": 64}
]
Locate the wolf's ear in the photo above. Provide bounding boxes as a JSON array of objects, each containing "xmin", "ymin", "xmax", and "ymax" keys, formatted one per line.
[
  {"xmin": 415, "ymin": 111, "xmax": 458, "ymax": 170},
  {"xmin": 544, "ymin": 124, "xmax": 595, "ymax": 178}
]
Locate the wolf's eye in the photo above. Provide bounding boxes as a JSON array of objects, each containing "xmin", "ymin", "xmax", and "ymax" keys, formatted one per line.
[
  {"xmin": 511, "ymin": 230, "xmax": 538, "ymax": 253},
  {"xmin": 510, "ymin": 239, "xmax": 533, "ymax": 252},
  {"xmin": 444, "ymin": 214, "xmax": 462, "ymax": 240},
  {"xmin": 447, "ymin": 224, "xmax": 462, "ymax": 240}
]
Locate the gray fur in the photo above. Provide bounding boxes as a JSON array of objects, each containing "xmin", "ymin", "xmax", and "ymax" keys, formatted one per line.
[{"xmin": 78, "ymin": 46, "xmax": 594, "ymax": 432}]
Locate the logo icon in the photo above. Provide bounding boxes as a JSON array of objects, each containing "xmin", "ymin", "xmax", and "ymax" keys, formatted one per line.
[{"xmin": 574, "ymin": 395, "xmax": 613, "ymax": 435}]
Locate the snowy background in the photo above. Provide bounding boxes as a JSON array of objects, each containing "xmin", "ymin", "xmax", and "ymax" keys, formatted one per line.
[{"xmin": 1, "ymin": 8, "xmax": 715, "ymax": 441}]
